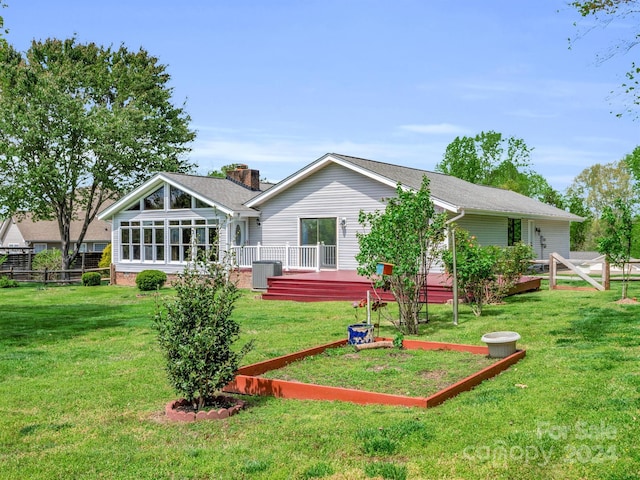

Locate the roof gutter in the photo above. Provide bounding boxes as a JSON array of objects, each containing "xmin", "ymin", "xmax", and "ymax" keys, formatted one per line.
[{"xmin": 445, "ymin": 210, "xmax": 465, "ymax": 326}]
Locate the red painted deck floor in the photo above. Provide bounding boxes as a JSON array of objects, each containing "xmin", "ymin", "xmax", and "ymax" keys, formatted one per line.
[{"xmin": 261, "ymin": 270, "xmax": 541, "ymax": 303}]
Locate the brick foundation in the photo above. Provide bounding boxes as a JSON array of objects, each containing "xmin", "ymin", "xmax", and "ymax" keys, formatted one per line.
[{"xmin": 112, "ymin": 268, "xmax": 254, "ymax": 289}]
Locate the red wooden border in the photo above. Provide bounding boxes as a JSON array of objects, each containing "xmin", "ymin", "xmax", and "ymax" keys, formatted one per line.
[{"xmin": 224, "ymin": 338, "xmax": 525, "ymax": 408}]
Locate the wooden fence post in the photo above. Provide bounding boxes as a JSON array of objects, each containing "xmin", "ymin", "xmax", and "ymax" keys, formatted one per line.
[{"xmin": 549, "ymin": 253, "xmax": 556, "ymax": 290}]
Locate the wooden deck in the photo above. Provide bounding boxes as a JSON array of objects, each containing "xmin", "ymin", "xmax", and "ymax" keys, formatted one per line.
[{"xmin": 260, "ymin": 270, "xmax": 541, "ymax": 303}]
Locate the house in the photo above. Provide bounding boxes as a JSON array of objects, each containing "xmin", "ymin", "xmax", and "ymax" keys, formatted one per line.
[
  {"xmin": 98, "ymin": 154, "xmax": 582, "ymax": 286},
  {"xmin": 0, "ymin": 211, "xmax": 112, "ymax": 255}
]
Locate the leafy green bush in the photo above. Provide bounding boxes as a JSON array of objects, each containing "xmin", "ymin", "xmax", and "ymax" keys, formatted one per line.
[
  {"xmin": 135, "ymin": 269, "xmax": 167, "ymax": 291},
  {"xmin": 442, "ymin": 228, "xmax": 535, "ymax": 316},
  {"xmin": 82, "ymin": 272, "xmax": 102, "ymax": 286},
  {"xmin": 486, "ymin": 241, "xmax": 535, "ymax": 303},
  {"xmin": 98, "ymin": 244, "xmax": 112, "ymax": 277},
  {"xmin": 154, "ymin": 254, "xmax": 252, "ymax": 411},
  {"xmin": 32, "ymin": 249, "xmax": 62, "ymax": 280},
  {"xmin": 442, "ymin": 229, "xmax": 495, "ymax": 316},
  {"xmin": 0, "ymin": 276, "xmax": 19, "ymax": 288}
]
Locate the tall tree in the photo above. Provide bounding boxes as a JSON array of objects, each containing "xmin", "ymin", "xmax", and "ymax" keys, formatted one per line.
[
  {"xmin": 565, "ymin": 160, "xmax": 635, "ymax": 218},
  {"xmin": 0, "ymin": 38, "xmax": 195, "ymax": 271},
  {"xmin": 565, "ymin": 159, "xmax": 635, "ymax": 250},
  {"xmin": 0, "ymin": 1, "xmax": 6, "ymax": 37},
  {"xmin": 571, "ymin": 1, "xmax": 640, "ymax": 118},
  {"xmin": 436, "ymin": 131, "xmax": 559, "ymax": 203},
  {"xmin": 207, "ymin": 164, "xmax": 246, "ymax": 178},
  {"xmin": 623, "ymin": 145, "xmax": 640, "ymax": 189},
  {"xmin": 565, "ymin": 193, "xmax": 593, "ymax": 251}
]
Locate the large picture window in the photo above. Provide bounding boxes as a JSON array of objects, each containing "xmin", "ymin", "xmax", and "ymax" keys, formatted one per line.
[{"xmin": 300, "ymin": 218, "xmax": 336, "ymax": 245}]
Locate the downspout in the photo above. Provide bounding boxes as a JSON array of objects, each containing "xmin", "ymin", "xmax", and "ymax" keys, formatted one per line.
[{"xmin": 445, "ymin": 210, "xmax": 465, "ymax": 326}]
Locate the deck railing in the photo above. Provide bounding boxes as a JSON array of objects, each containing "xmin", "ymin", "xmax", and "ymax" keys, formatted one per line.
[{"xmin": 228, "ymin": 243, "xmax": 337, "ymax": 271}]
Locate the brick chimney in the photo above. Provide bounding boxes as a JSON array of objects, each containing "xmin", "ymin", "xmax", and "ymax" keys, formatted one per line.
[{"xmin": 226, "ymin": 165, "xmax": 260, "ymax": 191}]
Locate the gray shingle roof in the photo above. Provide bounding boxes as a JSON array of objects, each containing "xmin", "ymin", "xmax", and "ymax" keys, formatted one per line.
[
  {"xmin": 160, "ymin": 172, "xmax": 270, "ymax": 215},
  {"xmin": 331, "ymin": 153, "xmax": 582, "ymax": 221}
]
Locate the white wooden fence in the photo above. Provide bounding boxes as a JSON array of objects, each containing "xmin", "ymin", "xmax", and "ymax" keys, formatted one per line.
[{"xmin": 228, "ymin": 243, "xmax": 337, "ymax": 271}]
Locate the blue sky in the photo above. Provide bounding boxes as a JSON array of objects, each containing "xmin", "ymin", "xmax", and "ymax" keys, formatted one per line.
[{"xmin": 3, "ymin": 0, "xmax": 639, "ymax": 191}]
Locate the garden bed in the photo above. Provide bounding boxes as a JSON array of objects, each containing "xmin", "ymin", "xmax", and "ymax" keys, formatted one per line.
[{"xmin": 224, "ymin": 338, "xmax": 526, "ymax": 408}]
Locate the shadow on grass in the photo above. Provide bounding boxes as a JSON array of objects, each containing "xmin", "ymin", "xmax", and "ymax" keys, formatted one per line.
[
  {"xmin": 549, "ymin": 306, "xmax": 640, "ymax": 347},
  {"xmin": 0, "ymin": 303, "xmax": 133, "ymax": 348}
]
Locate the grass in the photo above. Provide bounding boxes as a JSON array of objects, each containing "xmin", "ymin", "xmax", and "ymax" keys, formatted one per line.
[
  {"xmin": 1, "ymin": 281, "xmax": 639, "ymax": 479},
  {"xmin": 260, "ymin": 345, "xmax": 497, "ymax": 397}
]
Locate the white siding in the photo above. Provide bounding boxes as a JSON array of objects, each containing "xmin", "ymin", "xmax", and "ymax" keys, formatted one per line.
[
  {"xmin": 452, "ymin": 215, "xmax": 572, "ymax": 259},
  {"xmin": 456, "ymin": 215, "xmax": 508, "ymax": 248},
  {"xmin": 529, "ymin": 219, "xmax": 571, "ymax": 259},
  {"xmin": 259, "ymin": 162, "xmax": 397, "ymax": 270}
]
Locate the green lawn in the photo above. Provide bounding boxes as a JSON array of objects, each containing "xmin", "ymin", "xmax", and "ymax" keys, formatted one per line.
[{"xmin": 1, "ymin": 281, "xmax": 639, "ymax": 479}]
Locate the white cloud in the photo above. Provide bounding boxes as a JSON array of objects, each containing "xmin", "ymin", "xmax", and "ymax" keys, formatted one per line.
[{"xmin": 188, "ymin": 132, "xmax": 448, "ymax": 182}]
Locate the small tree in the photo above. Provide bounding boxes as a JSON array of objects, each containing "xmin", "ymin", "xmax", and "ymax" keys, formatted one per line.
[
  {"xmin": 598, "ymin": 198, "xmax": 634, "ymax": 299},
  {"xmin": 154, "ymin": 253, "xmax": 252, "ymax": 411},
  {"xmin": 356, "ymin": 176, "xmax": 446, "ymax": 334}
]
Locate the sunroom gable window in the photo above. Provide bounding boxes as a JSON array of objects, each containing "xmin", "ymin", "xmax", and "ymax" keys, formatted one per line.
[
  {"xmin": 170, "ymin": 186, "xmax": 191, "ymax": 209},
  {"xmin": 144, "ymin": 186, "xmax": 164, "ymax": 210},
  {"xmin": 194, "ymin": 197, "xmax": 209, "ymax": 208}
]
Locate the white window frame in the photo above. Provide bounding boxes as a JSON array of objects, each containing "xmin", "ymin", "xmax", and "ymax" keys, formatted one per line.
[{"xmin": 92, "ymin": 243, "xmax": 108, "ymax": 253}]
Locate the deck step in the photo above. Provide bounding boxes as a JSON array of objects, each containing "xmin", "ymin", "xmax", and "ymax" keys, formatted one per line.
[
  {"xmin": 261, "ymin": 272, "xmax": 453, "ymax": 303},
  {"xmin": 259, "ymin": 271, "xmax": 541, "ymax": 303}
]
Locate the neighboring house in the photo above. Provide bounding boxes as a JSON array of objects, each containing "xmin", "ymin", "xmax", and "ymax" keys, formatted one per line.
[
  {"xmin": 98, "ymin": 154, "xmax": 582, "ymax": 285},
  {"xmin": 0, "ymin": 210, "xmax": 112, "ymax": 255}
]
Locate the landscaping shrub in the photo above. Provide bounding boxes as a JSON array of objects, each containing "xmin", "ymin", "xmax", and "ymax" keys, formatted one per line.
[
  {"xmin": 442, "ymin": 228, "xmax": 535, "ymax": 315},
  {"xmin": 81, "ymin": 272, "xmax": 102, "ymax": 286},
  {"xmin": 485, "ymin": 241, "xmax": 535, "ymax": 303},
  {"xmin": 32, "ymin": 249, "xmax": 62, "ymax": 280},
  {"xmin": 441, "ymin": 230, "xmax": 495, "ymax": 316},
  {"xmin": 154, "ymin": 254, "xmax": 253, "ymax": 410},
  {"xmin": 98, "ymin": 244, "xmax": 112, "ymax": 277},
  {"xmin": 0, "ymin": 276, "xmax": 18, "ymax": 288},
  {"xmin": 135, "ymin": 269, "xmax": 167, "ymax": 291}
]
